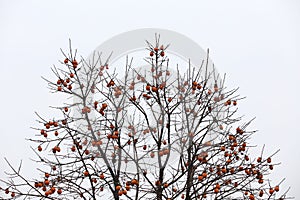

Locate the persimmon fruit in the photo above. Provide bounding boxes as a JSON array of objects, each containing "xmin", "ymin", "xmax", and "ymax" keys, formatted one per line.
[{"xmin": 116, "ymin": 185, "xmax": 121, "ymax": 191}]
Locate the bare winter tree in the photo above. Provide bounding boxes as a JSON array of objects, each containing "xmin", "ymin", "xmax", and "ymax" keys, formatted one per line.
[{"xmin": 0, "ymin": 35, "xmax": 291, "ymax": 200}]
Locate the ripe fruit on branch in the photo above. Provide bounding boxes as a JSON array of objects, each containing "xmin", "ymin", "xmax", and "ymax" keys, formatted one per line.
[
  {"xmin": 259, "ymin": 190, "xmax": 264, "ymax": 197},
  {"xmin": 72, "ymin": 60, "xmax": 78, "ymax": 68},
  {"xmin": 57, "ymin": 189, "xmax": 62, "ymax": 195},
  {"xmin": 198, "ymin": 175, "xmax": 203, "ymax": 181},
  {"xmin": 236, "ymin": 127, "xmax": 244, "ymax": 134},
  {"xmin": 207, "ymin": 89, "xmax": 212, "ymax": 95},
  {"xmin": 225, "ymin": 99, "xmax": 231, "ymax": 106},
  {"xmin": 152, "ymin": 86, "xmax": 158, "ymax": 92},
  {"xmin": 129, "ymin": 96, "xmax": 136, "ymax": 102},
  {"xmin": 44, "ymin": 179, "xmax": 50, "ymax": 185},
  {"xmin": 116, "ymin": 185, "xmax": 121, "ymax": 191},
  {"xmin": 99, "ymin": 173, "xmax": 104, "ymax": 179},
  {"xmin": 125, "ymin": 185, "xmax": 130, "ymax": 191},
  {"xmin": 228, "ymin": 135, "xmax": 235, "ymax": 141},
  {"xmin": 11, "ymin": 192, "xmax": 15, "ymax": 197},
  {"xmin": 131, "ymin": 179, "xmax": 138, "ymax": 185},
  {"xmin": 146, "ymin": 85, "xmax": 151, "ymax": 91},
  {"xmin": 52, "ymin": 146, "xmax": 60, "ymax": 153},
  {"xmin": 150, "ymin": 152, "xmax": 155, "ymax": 158},
  {"xmin": 155, "ymin": 180, "xmax": 161, "ymax": 186},
  {"xmin": 163, "ymin": 148, "xmax": 170, "ymax": 155},
  {"xmin": 71, "ymin": 145, "xmax": 76, "ymax": 152},
  {"xmin": 38, "ymin": 145, "xmax": 42, "ymax": 152},
  {"xmin": 257, "ymin": 157, "xmax": 262, "ymax": 163},
  {"xmin": 5, "ymin": 188, "xmax": 9, "ymax": 194},
  {"xmin": 107, "ymin": 80, "xmax": 115, "ymax": 87},
  {"xmin": 233, "ymin": 100, "xmax": 237, "ymax": 106},
  {"xmin": 84, "ymin": 170, "xmax": 89, "ymax": 177}
]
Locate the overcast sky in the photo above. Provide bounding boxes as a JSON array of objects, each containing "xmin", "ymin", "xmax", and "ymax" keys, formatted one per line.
[{"xmin": 0, "ymin": 0, "xmax": 299, "ymax": 198}]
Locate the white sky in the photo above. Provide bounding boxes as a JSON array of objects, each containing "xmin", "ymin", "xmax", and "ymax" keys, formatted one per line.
[{"xmin": 0, "ymin": 0, "xmax": 299, "ymax": 198}]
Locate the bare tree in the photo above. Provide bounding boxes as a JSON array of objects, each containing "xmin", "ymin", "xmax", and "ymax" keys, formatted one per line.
[{"xmin": 0, "ymin": 35, "xmax": 290, "ymax": 200}]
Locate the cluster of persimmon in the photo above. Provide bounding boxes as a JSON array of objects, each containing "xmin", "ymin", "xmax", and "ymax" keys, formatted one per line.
[
  {"xmin": 143, "ymin": 128, "xmax": 150, "ymax": 135},
  {"xmin": 55, "ymin": 57, "xmax": 79, "ymax": 92},
  {"xmin": 64, "ymin": 58, "xmax": 78, "ymax": 68},
  {"xmin": 107, "ymin": 130, "xmax": 119, "ymax": 140},
  {"xmin": 149, "ymin": 45, "xmax": 165, "ymax": 57},
  {"xmin": 37, "ymin": 120, "xmax": 67, "ymax": 152},
  {"xmin": 52, "ymin": 146, "xmax": 61, "ymax": 154},
  {"xmin": 197, "ymin": 171, "xmax": 208, "ymax": 181},
  {"xmin": 32, "ymin": 173, "xmax": 62, "ymax": 196},
  {"xmin": 136, "ymin": 74, "xmax": 146, "ymax": 83},
  {"xmin": 142, "ymin": 82, "xmax": 166, "ymax": 100},
  {"xmin": 128, "ymin": 81, "xmax": 135, "ymax": 90},
  {"xmin": 3, "ymin": 189, "xmax": 15, "ymax": 198},
  {"xmin": 91, "ymin": 139, "xmax": 103, "ymax": 146},
  {"xmin": 106, "ymin": 79, "xmax": 123, "ymax": 98},
  {"xmin": 126, "ymin": 125, "xmax": 137, "ymax": 136},
  {"xmin": 45, "ymin": 121, "xmax": 59, "ymax": 129},
  {"xmin": 190, "ymin": 81, "xmax": 203, "ymax": 95},
  {"xmin": 197, "ymin": 151, "xmax": 209, "ymax": 164},
  {"xmin": 39, "ymin": 121, "xmax": 59, "ymax": 137},
  {"xmin": 97, "ymin": 102, "xmax": 108, "ymax": 116},
  {"xmin": 70, "ymin": 138, "xmax": 99, "ymax": 158},
  {"xmin": 115, "ymin": 186, "xmax": 127, "ymax": 196},
  {"xmin": 114, "ymin": 87, "xmax": 122, "ymax": 98},
  {"xmin": 224, "ymin": 99, "xmax": 237, "ymax": 106},
  {"xmin": 112, "ymin": 179, "xmax": 138, "ymax": 197},
  {"xmin": 81, "ymin": 106, "xmax": 91, "ymax": 114},
  {"xmin": 158, "ymin": 148, "xmax": 170, "ymax": 157},
  {"xmin": 129, "ymin": 95, "xmax": 137, "ymax": 102},
  {"xmin": 219, "ymin": 137, "xmax": 279, "ymax": 198},
  {"xmin": 244, "ymin": 185, "xmax": 280, "ymax": 199},
  {"xmin": 98, "ymin": 64, "xmax": 109, "ymax": 77},
  {"xmin": 56, "ymin": 76, "xmax": 73, "ymax": 91},
  {"xmin": 213, "ymin": 183, "xmax": 221, "ymax": 193}
]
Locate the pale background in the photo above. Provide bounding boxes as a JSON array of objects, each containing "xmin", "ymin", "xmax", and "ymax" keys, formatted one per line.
[{"xmin": 0, "ymin": 0, "xmax": 299, "ymax": 198}]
